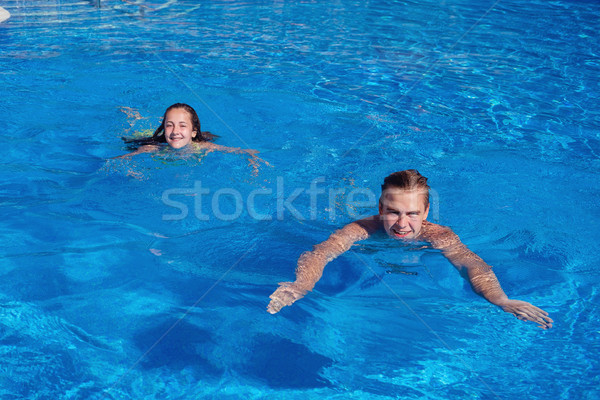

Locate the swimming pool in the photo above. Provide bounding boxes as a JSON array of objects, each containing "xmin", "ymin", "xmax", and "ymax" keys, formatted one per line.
[{"xmin": 1, "ymin": 0, "xmax": 599, "ymax": 398}]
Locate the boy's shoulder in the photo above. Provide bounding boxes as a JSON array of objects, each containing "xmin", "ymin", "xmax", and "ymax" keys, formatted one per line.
[
  {"xmin": 420, "ymin": 221, "xmax": 461, "ymax": 249},
  {"xmin": 333, "ymin": 215, "xmax": 381, "ymax": 242},
  {"xmin": 354, "ymin": 215, "xmax": 384, "ymax": 234}
]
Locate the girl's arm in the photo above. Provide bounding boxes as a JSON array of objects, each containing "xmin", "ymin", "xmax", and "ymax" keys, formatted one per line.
[
  {"xmin": 196, "ymin": 142, "xmax": 270, "ymax": 175},
  {"xmin": 111, "ymin": 144, "xmax": 159, "ymax": 159}
]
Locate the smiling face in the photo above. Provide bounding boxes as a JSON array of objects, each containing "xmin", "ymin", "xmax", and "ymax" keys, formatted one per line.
[
  {"xmin": 163, "ymin": 108, "xmax": 197, "ymax": 149},
  {"xmin": 379, "ymin": 188, "xmax": 429, "ymax": 240}
]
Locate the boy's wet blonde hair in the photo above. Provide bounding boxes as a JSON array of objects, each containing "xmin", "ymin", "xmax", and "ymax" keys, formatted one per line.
[{"xmin": 381, "ymin": 169, "xmax": 430, "ymax": 208}]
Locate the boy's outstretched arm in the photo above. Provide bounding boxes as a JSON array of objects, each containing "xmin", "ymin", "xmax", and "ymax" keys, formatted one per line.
[
  {"xmin": 267, "ymin": 217, "xmax": 377, "ymax": 314},
  {"xmin": 424, "ymin": 223, "xmax": 553, "ymax": 329}
]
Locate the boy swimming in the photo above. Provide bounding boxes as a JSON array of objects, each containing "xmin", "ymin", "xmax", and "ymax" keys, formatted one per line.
[{"xmin": 267, "ymin": 169, "xmax": 553, "ymax": 329}]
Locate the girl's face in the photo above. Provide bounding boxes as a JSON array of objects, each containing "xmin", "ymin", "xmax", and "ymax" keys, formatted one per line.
[{"xmin": 163, "ymin": 108, "xmax": 197, "ymax": 149}]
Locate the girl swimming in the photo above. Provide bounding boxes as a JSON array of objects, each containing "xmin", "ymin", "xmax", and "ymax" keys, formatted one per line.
[{"xmin": 116, "ymin": 103, "xmax": 267, "ymax": 174}]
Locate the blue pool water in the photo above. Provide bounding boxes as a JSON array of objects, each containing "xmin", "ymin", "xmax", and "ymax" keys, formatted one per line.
[{"xmin": 1, "ymin": 0, "xmax": 599, "ymax": 398}]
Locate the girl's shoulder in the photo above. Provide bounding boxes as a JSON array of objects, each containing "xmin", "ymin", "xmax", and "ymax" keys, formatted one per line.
[{"xmin": 191, "ymin": 141, "xmax": 218, "ymax": 150}]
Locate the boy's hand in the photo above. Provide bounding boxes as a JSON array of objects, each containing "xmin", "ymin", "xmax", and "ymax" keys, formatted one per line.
[
  {"xmin": 267, "ymin": 282, "xmax": 307, "ymax": 314},
  {"xmin": 499, "ymin": 299, "xmax": 554, "ymax": 329}
]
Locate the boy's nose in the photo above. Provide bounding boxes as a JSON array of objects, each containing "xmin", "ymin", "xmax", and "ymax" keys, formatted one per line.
[{"xmin": 396, "ymin": 215, "xmax": 408, "ymax": 227}]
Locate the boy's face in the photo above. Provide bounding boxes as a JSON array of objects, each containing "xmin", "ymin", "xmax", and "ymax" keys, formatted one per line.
[
  {"xmin": 164, "ymin": 108, "xmax": 197, "ymax": 149},
  {"xmin": 378, "ymin": 189, "xmax": 429, "ymax": 240}
]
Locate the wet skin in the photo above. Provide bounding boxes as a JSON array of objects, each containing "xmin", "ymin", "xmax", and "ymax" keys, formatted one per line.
[
  {"xmin": 379, "ymin": 189, "xmax": 429, "ymax": 240},
  {"xmin": 268, "ymin": 188, "xmax": 553, "ymax": 329},
  {"xmin": 163, "ymin": 108, "xmax": 197, "ymax": 149}
]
